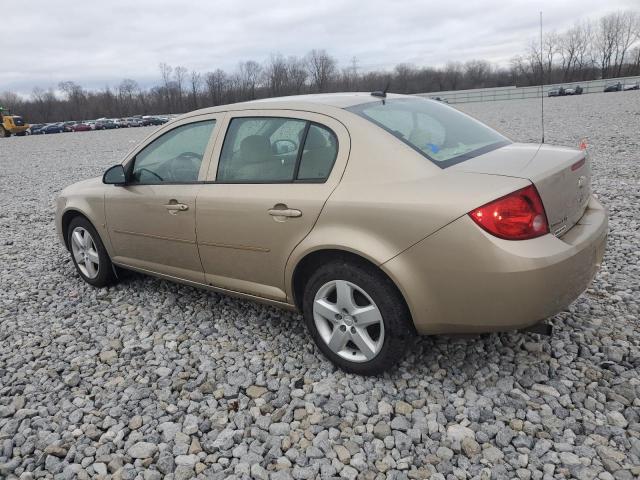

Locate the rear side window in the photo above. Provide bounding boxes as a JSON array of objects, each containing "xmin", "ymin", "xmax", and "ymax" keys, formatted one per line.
[
  {"xmin": 297, "ymin": 124, "xmax": 338, "ymax": 181},
  {"xmin": 347, "ymin": 98, "xmax": 510, "ymax": 168},
  {"xmin": 217, "ymin": 117, "xmax": 338, "ymax": 183}
]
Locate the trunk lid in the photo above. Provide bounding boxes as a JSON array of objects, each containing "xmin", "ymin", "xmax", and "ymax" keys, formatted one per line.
[{"xmin": 450, "ymin": 143, "xmax": 591, "ymax": 237}]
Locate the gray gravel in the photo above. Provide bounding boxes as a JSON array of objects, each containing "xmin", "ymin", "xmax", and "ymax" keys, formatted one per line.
[{"xmin": 1, "ymin": 92, "xmax": 639, "ymax": 480}]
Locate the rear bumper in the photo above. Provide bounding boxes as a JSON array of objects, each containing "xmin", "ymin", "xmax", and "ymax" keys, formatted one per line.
[{"xmin": 383, "ymin": 195, "xmax": 608, "ymax": 335}]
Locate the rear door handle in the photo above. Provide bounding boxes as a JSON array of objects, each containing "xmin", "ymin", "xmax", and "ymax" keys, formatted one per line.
[{"xmin": 268, "ymin": 207, "xmax": 302, "ymax": 218}]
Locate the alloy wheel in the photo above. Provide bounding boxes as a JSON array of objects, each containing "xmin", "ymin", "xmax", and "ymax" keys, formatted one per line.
[
  {"xmin": 313, "ymin": 280, "xmax": 385, "ymax": 362},
  {"xmin": 70, "ymin": 226, "xmax": 100, "ymax": 279}
]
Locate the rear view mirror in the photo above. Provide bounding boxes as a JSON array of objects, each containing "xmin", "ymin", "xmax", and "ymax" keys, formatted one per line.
[{"xmin": 103, "ymin": 164, "xmax": 127, "ymax": 185}]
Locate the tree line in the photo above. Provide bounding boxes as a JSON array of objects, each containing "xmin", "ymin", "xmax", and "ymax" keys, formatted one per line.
[{"xmin": 2, "ymin": 9, "xmax": 638, "ymax": 123}]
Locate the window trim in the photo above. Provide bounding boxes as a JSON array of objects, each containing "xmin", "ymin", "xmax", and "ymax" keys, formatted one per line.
[
  {"xmin": 346, "ymin": 99, "xmax": 511, "ymax": 169},
  {"xmin": 214, "ymin": 116, "xmax": 339, "ymax": 184},
  {"xmin": 125, "ymin": 119, "xmax": 217, "ymax": 186}
]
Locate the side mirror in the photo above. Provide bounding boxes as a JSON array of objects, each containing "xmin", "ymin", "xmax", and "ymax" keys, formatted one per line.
[{"xmin": 103, "ymin": 164, "xmax": 127, "ymax": 185}]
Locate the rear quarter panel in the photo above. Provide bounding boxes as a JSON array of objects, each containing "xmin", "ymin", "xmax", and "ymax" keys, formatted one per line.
[{"xmin": 285, "ymin": 113, "xmax": 530, "ymax": 299}]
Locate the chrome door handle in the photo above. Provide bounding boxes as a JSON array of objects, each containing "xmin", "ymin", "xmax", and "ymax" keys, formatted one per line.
[
  {"xmin": 268, "ymin": 207, "xmax": 302, "ymax": 218},
  {"xmin": 165, "ymin": 203, "xmax": 189, "ymax": 211}
]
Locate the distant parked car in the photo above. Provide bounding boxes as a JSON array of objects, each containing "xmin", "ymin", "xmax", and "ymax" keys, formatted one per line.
[
  {"xmin": 125, "ymin": 117, "xmax": 142, "ymax": 127},
  {"xmin": 41, "ymin": 123, "xmax": 65, "ymax": 134},
  {"xmin": 623, "ymin": 82, "xmax": 639, "ymax": 91},
  {"xmin": 71, "ymin": 122, "xmax": 92, "ymax": 132},
  {"xmin": 141, "ymin": 116, "xmax": 169, "ymax": 126},
  {"xmin": 153, "ymin": 116, "xmax": 169, "ymax": 125},
  {"xmin": 548, "ymin": 86, "xmax": 566, "ymax": 97},
  {"xmin": 29, "ymin": 124, "xmax": 45, "ymax": 135},
  {"xmin": 95, "ymin": 120, "xmax": 117, "ymax": 130},
  {"xmin": 62, "ymin": 121, "xmax": 76, "ymax": 132},
  {"xmin": 564, "ymin": 85, "xmax": 583, "ymax": 95},
  {"xmin": 604, "ymin": 82, "xmax": 622, "ymax": 92}
]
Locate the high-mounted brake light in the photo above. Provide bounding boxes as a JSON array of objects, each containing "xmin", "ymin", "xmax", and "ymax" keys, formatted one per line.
[{"xmin": 468, "ymin": 185, "xmax": 549, "ymax": 240}]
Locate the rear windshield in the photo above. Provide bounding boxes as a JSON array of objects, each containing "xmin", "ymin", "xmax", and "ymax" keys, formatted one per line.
[{"xmin": 346, "ymin": 98, "xmax": 510, "ymax": 168}]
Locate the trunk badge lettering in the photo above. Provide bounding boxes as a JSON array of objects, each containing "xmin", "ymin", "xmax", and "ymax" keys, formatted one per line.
[{"xmin": 554, "ymin": 224, "xmax": 568, "ymax": 237}]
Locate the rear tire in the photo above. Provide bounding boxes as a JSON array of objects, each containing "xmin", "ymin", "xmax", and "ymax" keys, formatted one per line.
[
  {"xmin": 302, "ymin": 259, "xmax": 413, "ymax": 375},
  {"xmin": 67, "ymin": 216, "xmax": 116, "ymax": 288}
]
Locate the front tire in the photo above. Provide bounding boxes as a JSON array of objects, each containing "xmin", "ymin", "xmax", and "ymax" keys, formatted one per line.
[
  {"xmin": 67, "ymin": 216, "xmax": 116, "ymax": 287},
  {"xmin": 302, "ymin": 259, "xmax": 413, "ymax": 375}
]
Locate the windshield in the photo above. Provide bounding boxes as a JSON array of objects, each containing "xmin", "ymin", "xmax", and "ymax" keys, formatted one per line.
[{"xmin": 347, "ymin": 98, "xmax": 510, "ymax": 168}]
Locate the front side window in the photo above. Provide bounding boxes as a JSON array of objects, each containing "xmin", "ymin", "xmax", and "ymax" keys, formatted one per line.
[
  {"xmin": 217, "ymin": 117, "xmax": 338, "ymax": 183},
  {"xmin": 130, "ymin": 120, "xmax": 216, "ymax": 184},
  {"xmin": 347, "ymin": 98, "xmax": 510, "ymax": 168}
]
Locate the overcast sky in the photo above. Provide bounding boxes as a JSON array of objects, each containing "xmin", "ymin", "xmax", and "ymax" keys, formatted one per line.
[{"xmin": 3, "ymin": 0, "xmax": 638, "ymax": 95}]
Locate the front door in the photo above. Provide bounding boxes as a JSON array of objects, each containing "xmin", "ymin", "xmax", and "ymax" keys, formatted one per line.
[
  {"xmin": 105, "ymin": 117, "xmax": 219, "ymax": 283},
  {"xmin": 196, "ymin": 111, "xmax": 349, "ymax": 301}
]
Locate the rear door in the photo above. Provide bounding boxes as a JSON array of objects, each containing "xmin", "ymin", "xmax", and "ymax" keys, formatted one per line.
[{"xmin": 196, "ymin": 110, "xmax": 349, "ymax": 301}]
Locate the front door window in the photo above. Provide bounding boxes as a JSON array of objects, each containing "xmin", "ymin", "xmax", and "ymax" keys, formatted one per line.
[{"xmin": 131, "ymin": 120, "xmax": 216, "ymax": 184}]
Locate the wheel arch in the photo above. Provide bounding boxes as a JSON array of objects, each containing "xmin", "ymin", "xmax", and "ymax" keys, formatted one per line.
[
  {"xmin": 289, "ymin": 248, "xmax": 416, "ymax": 333},
  {"xmin": 61, "ymin": 209, "xmax": 93, "ymax": 250}
]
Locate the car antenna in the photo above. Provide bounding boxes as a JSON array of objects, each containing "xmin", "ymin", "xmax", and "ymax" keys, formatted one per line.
[
  {"xmin": 371, "ymin": 82, "xmax": 390, "ymax": 104},
  {"xmin": 539, "ymin": 11, "xmax": 545, "ymax": 144}
]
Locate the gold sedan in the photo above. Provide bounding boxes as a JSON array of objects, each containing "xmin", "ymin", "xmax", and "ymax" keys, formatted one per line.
[{"xmin": 56, "ymin": 93, "xmax": 608, "ymax": 374}]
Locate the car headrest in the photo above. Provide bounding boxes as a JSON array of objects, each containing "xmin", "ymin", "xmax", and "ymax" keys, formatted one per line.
[{"xmin": 240, "ymin": 135, "xmax": 271, "ymax": 159}]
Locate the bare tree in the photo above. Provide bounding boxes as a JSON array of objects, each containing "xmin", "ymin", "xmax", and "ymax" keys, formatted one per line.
[
  {"xmin": 158, "ymin": 62, "xmax": 173, "ymax": 111},
  {"xmin": 189, "ymin": 71, "xmax": 202, "ymax": 109},
  {"xmin": 58, "ymin": 81, "xmax": 86, "ymax": 119},
  {"xmin": 287, "ymin": 56, "xmax": 308, "ymax": 94},
  {"xmin": 443, "ymin": 62, "xmax": 463, "ymax": 90},
  {"xmin": 630, "ymin": 45, "xmax": 640, "ymax": 75},
  {"xmin": 265, "ymin": 54, "xmax": 289, "ymax": 96},
  {"xmin": 463, "ymin": 60, "xmax": 492, "ymax": 88},
  {"xmin": 393, "ymin": 63, "xmax": 414, "ymax": 93},
  {"xmin": 560, "ymin": 22, "xmax": 591, "ymax": 81},
  {"xmin": 594, "ymin": 13, "xmax": 620, "ymax": 78},
  {"xmin": 173, "ymin": 66, "xmax": 188, "ymax": 111},
  {"xmin": 31, "ymin": 87, "xmax": 56, "ymax": 120},
  {"xmin": 237, "ymin": 61, "xmax": 262, "ymax": 99},
  {"xmin": 118, "ymin": 78, "xmax": 139, "ymax": 115},
  {"xmin": 614, "ymin": 11, "xmax": 640, "ymax": 76},
  {"xmin": 306, "ymin": 49, "xmax": 337, "ymax": 92},
  {"xmin": 205, "ymin": 69, "xmax": 228, "ymax": 106},
  {"xmin": 541, "ymin": 32, "xmax": 561, "ymax": 83}
]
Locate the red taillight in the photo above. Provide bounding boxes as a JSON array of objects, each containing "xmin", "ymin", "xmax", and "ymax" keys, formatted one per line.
[{"xmin": 468, "ymin": 185, "xmax": 549, "ymax": 240}]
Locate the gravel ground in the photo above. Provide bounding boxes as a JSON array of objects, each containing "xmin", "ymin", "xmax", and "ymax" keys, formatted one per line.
[{"xmin": 1, "ymin": 92, "xmax": 639, "ymax": 480}]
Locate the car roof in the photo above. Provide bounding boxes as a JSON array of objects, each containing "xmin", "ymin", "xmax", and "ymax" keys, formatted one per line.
[{"xmin": 182, "ymin": 92, "xmax": 418, "ymax": 117}]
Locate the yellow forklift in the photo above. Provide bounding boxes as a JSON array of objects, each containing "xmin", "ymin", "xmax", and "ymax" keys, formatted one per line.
[{"xmin": 0, "ymin": 106, "xmax": 30, "ymax": 137}]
